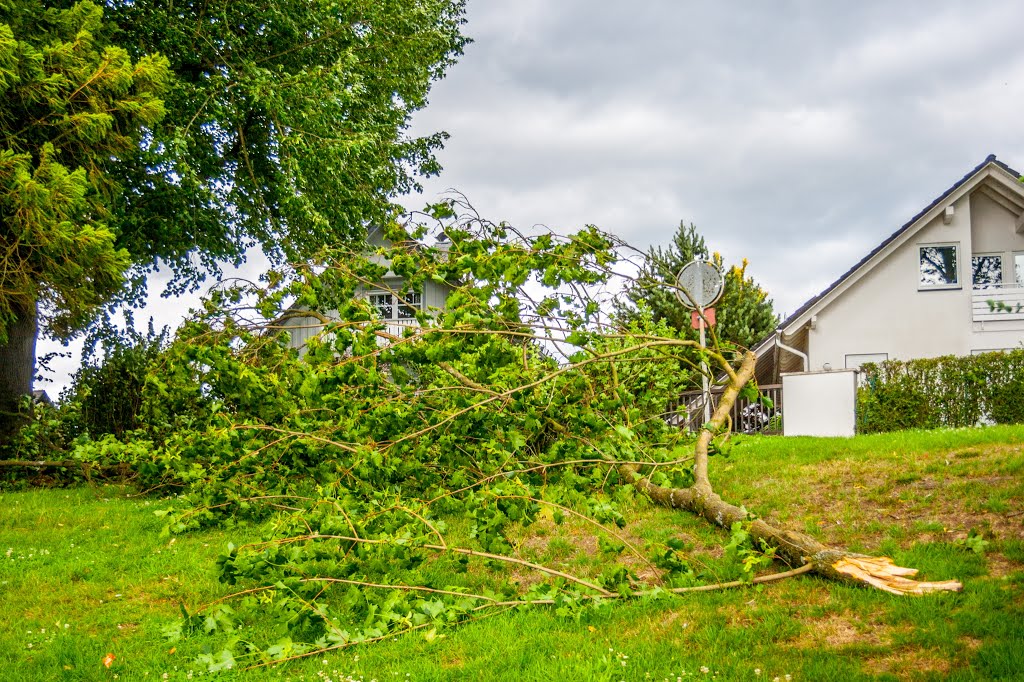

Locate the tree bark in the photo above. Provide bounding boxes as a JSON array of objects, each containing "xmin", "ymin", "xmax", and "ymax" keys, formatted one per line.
[
  {"xmin": 0, "ymin": 301, "xmax": 37, "ymax": 451},
  {"xmin": 623, "ymin": 350, "xmax": 962, "ymax": 595}
]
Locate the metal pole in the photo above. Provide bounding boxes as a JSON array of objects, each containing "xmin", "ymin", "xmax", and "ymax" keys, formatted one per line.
[{"xmin": 700, "ymin": 305, "xmax": 710, "ymax": 425}]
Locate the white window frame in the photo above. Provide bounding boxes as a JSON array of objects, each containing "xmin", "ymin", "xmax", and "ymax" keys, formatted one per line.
[
  {"xmin": 367, "ymin": 290, "xmax": 422, "ymax": 322},
  {"xmin": 918, "ymin": 242, "xmax": 961, "ymax": 290},
  {"xmin": 396, "ymin": 291, "xmax": 422, "ymax": 321},
  {"xmin": 1014, "ymin": 251, "xmax": 1024, "ymax": 288},
  {"xmin": 845, "ymin": 352, "xmax": 888, "ymax": 370}
]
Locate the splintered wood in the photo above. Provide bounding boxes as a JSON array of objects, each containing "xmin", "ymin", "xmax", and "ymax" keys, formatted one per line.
[{"xmin": 832, "ymin": 556, "xmax": 963, "ymax": 595}]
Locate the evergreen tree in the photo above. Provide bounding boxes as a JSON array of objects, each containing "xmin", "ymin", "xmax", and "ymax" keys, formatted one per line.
[
  {"xmin": 0, "ymin": 0, "xmax": 168, "ymax": 442},
  {"xmin": 616, "ymin": 221, "xmax": 778, "ymax": 353}
]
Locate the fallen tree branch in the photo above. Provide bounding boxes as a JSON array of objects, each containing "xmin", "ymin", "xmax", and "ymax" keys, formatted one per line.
[
  {"xmin": 621, "ymin": 350, "xmax": 962, "ymax": 595},
  {"xmin": 0, "ymin": 459, "xmax": 130, "ymax": 475}
]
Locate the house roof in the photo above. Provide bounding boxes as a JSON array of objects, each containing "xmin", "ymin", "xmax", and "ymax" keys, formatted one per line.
[{"xmin": 768, "ymin": 154, "xmax": 1024, "ymax": 344}]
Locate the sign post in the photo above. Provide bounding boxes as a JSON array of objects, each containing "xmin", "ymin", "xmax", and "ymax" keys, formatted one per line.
[{"xmin": 675, "ymin": 260, "xmax": 725, "ymax": 426}]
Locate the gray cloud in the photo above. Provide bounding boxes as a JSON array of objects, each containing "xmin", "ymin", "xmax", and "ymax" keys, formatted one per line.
[
  {"xmin": 409, "ymin": 0, "xmax": 1024, "ymax": 319},
  {"xmin": 37, "ymin": 1, "xmax": 1024, "ymax": 393}
]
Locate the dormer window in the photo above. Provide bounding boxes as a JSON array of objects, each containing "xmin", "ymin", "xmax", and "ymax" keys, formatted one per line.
[
  {"xmin": 919, "ymin": 243, "xmax": 959, "ymax": 289},
  {"xmin": 369, "ymin": 291, "xmax": 422, "ymax": 322}
]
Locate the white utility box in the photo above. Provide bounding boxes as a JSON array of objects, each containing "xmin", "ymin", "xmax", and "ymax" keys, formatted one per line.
[{"xmin": 781, "ymin": 369, "xmax": 858, "ymax": 437}]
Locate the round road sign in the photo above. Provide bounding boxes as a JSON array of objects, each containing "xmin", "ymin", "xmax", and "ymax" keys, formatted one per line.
[{"xmin": 675, "ymin": 259, "xmax": 724, "ymax": 309}]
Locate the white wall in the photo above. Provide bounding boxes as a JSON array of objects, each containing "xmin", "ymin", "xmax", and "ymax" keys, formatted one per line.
[
  {"xmin": 805, "ymin": 186, "xmax": 1024, "ymax": 371},
  {"xmin": 782, "ymin": 370, "xmax": 858, "ymax": 437}
]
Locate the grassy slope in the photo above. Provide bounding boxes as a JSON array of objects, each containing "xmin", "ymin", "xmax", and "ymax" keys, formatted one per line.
[{"xmin": 1, "ymin": 426, "xmax": 1022, "ymax": 681}]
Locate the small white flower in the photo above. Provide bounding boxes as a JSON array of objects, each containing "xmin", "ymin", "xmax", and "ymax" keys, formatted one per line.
[
  {"xmin": 755, "ymin": 670, "xmax": 761, "ymax": 676},
  {"xmin": 701, "ymin": 667, "xmax": 710, "ymax": 674}
]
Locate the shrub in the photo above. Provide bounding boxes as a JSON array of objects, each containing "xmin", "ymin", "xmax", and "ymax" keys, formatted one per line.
[
  {"xmin": 67, "ymin": 321, "xmax": 169, "ymax": 439},
  {"xmin": 858, "ymin": 350, "xmax": 1024, "ymax": 433}
]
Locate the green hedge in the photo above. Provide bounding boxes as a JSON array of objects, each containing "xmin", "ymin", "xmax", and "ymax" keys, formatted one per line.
[{"xmin": 857, "ymin": 350, "xmax": 1024, "ymax": 433}]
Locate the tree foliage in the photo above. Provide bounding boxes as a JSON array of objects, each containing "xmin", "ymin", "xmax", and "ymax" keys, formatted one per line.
[
  {"xmin": 0, "ymin": 0, "xmax": 467, "ymax": 445},
  {"xmin": 59, "ymin": 205, "xmax": 723, "ymax": 665},
  {"xmin": 0, "ymin": 0, "xmax": 168, "ymax": 340},
  {"xmin": 21, "ymin": 204, "xmax": 959, "ymax": 669},
  {"xmin": 615, "ymin": 221, "xmax": 778, "ymax": 354},
  {"xmin": 102, "ymin": 0, "xmax": 470, "ymax": 290}
]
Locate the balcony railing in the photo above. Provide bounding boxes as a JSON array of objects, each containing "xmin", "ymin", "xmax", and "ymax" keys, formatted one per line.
[
  {"xmin": 972, "ymin": 283, "xmax": 1024, "ymax": 323},
  {"xmin": 664, "ymin": 384, "xmax": 783, "ymax": 435}
]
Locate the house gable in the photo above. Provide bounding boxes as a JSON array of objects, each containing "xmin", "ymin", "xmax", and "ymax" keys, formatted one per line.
[
  {"xmin": 756, "ymin": 155, "xmax": 1024, "ymax": 378},
  {"xmin": 780, "ymin": 156, "xmax": 1024, "ymax": 337},
  {"xmin": 282, "ymin": 228, "xmax": 454, "ymax": 353}
]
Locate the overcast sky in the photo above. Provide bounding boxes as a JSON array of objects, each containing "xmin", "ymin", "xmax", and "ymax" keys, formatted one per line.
[{"xmin": 37, "ymin": 1, "xmax": 1024, "ymax": 395}]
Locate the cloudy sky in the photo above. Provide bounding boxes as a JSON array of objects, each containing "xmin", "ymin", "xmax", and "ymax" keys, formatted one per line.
[
  {"xmin": 37, "ymin": 0, "xmax": 1024, "ymax": 394},
  {"xmin": 410, "ymin": 1, "xmax": 1024, "ymax": 312}
]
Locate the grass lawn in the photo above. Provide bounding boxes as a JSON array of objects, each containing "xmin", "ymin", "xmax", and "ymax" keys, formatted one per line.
[{"xmin": 2, "ymin": 425, "xmax": 1023, "ymax": 681}]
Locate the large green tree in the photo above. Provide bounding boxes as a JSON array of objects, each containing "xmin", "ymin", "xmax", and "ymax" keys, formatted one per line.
[
  {"xmin": 0, "ymin": 0, "xmax": 168, "ymax": 442},
  {"xmin": 56, "ymin": 214, "xmax": 954, "ymax": 665},
  {"xmin": 615, "ymin": 221, "xmax": 778, "ymax": 354},
  {"xmin": 1, "ymin": 0, "xmax": 468, "ymax": 442},
  {"xmin": 102, "ymin": 0, "xmax": 469, "ymax": 288}
]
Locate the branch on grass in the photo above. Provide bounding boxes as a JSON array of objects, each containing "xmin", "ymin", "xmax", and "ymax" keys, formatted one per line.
[
  {"xmin": 253, "ymin": 533, "xmax": 616, "ymax": 597},
  {"xmin": 240, "ymin": 562, "xmax": 816, "ymax": 670},
  {"xmin": 619, "ymin": 350, "xmax": 963, "ymax": 596},
  {"xmin": 0, "ymin": 460, "xmax": 130, "ymax": 475}
]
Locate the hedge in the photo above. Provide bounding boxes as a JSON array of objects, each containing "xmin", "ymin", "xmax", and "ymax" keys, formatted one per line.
[{"xmin": 857, "ymin": 349, "xmax": 1024, "ymax": 433}]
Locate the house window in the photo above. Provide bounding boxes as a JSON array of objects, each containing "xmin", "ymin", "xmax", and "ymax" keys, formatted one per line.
[
  {"xmin": 369, "ymin": 293, "xmax": 394, "ymax": 319},
  {"xmin": 972, "ymin": 254, "xmax": 1003, "ymax": 289},
  {"xmin": 397, "ymin": 292, "xmax": 422, "ymax": 320},
  {"xmin": 368, "ymin": 291, "xmax": 421, "ymax": 321},
  {"xmin": 919, "ymin": 244, "xmax": 959, "ymax": 288},
  {"xmin": 1015, "ymin": 253, "xmax": 1024, "ymax": 287},
  {"xmin": 845, "ymin": 353, "xmax": 888, "ymax": 370}
]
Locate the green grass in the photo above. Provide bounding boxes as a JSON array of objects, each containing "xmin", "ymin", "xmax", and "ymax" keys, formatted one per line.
[{"xmin": 2, "ymin": 425, "xmax": 1024, "ymax": 681}]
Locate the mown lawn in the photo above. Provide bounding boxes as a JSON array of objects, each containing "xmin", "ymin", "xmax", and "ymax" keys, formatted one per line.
[{"xmin": 2, "ymin": 425, "xmax": 1023, "ymax": 681}]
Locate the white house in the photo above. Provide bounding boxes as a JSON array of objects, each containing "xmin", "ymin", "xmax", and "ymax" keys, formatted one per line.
[
  {"xmin": 282, "ymin": 226, "xmax": 453, "ymax": 352},
  {"xmin": 755, "ymin": 155, "xmax": 1024, "ymax": 383}
]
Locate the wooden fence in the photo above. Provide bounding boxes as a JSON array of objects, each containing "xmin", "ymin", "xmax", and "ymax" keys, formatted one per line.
[{"xmin": 663, "ymin": 384, "xmax": 783, "ymax": 435}]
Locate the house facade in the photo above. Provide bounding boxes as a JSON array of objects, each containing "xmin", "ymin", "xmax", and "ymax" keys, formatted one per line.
[
  {"xmin": 756, "ymin": 155, "xmax": 1024, "ymax": 381},
  {"xmin": 282, "ymin": 227, "xmax": 453, "ymax": 352}
]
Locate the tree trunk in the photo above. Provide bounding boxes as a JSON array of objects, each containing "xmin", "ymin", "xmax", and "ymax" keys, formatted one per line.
[
  {"xmin": 0, "ymin": 301, "xmax": 37, "ymax": 451},
  {"xmin": 623, "ymin": 350, "xmax": 962, "ymax": 595}
]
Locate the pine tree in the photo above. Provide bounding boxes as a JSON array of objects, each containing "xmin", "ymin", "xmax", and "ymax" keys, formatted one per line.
[
  {"xmin": 615, "ymin": 221, "xmax": 778, "ymax": 352},
  {"xmin": 0, "ymin": 1, "xmax": 168, "ymax": 442}
]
